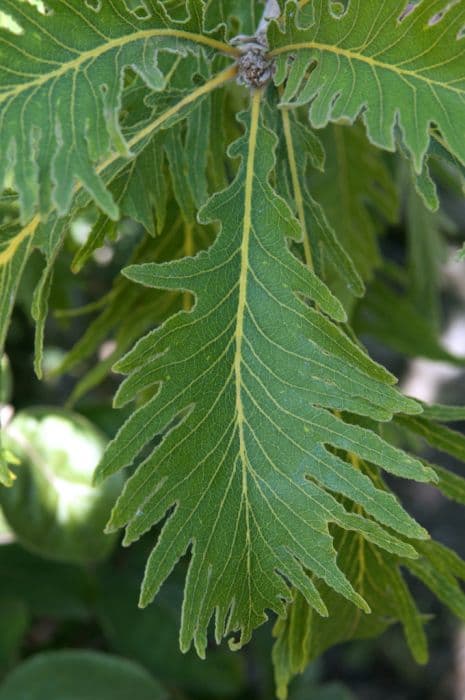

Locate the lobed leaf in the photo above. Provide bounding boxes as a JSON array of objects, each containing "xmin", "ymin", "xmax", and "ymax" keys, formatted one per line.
[
  {"xmin": 311, "ymin": 124, "xmax": 398, "ymax": 300},
  {"xmin": 0, "ymin": 220, "xmax": 37, "ymax": 351},
  {"xmin": 0, "ymin": 0, "xmax": 236, "ymax": 223},
  {"xmin": 270, "ymin": 0, "xmax": 465, "ymax": 172},
  {"xmin": 96, "ymin": 96, "xmax": 433, "ymax": 655},
  {"xmin": 273, "ymin": 528, "xmax": 465, "ymax": 698}
]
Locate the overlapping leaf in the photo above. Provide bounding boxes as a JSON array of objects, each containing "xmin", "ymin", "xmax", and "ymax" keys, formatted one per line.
[
  {"xmin": 272, "ymin": 405, "xmax": 465, "ymax": 697},
  {"xmin": 273, "ymin": 531, "xmax": 465, "ymax": 699},
  {"xmin": 95, "ymin": 99, "xmax": 435, "ymax": 654},
  {"xmin": 404, "ymin": 170, "xmax": 446, "ymax": 327},
  {"xmin": 0, "ymin": 55, "xmax": 237, "ymax": 371},
  {"xmin": 311, "ymin": 124, "xmax": 398, "ymax": 293},
  {"xmin": 0, "ymin": 219, "xmax": 36, "ymax": 351},
  {"xmin": 270, "ymin": 0, "xmax": 465, "ymax": 171},
  {"xmin": 277, "ymin": 111, "xmax": 364, "ymax": 306},
  {"xmin": 53, "ymin": 215, "xmax": 213, "ymax": 405},
  {"xmin": 353, "ymin": 265, "xmax": 465, "ymax": 365},
  {"xmin": 0, "ymin": 0, "xmax": 236, "ymax": 223},
  {"xmin": 203, "ymin": 0, "xmax": 264, "ymax": 39}
]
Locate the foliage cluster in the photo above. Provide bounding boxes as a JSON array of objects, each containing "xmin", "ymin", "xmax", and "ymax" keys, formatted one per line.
[{"xmin": 1, "ymin": 1, "xmax": 465, "ymax": 697}]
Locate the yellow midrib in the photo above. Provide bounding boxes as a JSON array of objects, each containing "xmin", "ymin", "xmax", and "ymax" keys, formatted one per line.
[
  {"xmin": 280, "ymin": 104, "xmax": 314, "ymax": 271},
  {"xmin": 0, "ymin": 215, "xmax": 38, "ymax": 264},
  {"xmin": 0, "ymin": 65, "xmax": 237, "ymax": 269},
  {"xmin": 270, "ymin": 41, "xmax": 465, "ymax": 96},
  {"xmin": 0, "ymin": 28, "xmax": 237, "ymax": 104},
  {"xmin": 234, "ymin": 89, "xmax": 262, "ymax": 583}
]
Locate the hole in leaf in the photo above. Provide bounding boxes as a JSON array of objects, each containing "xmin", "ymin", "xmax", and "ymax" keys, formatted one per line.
[
  {"xmin": 329, "ymin": 1, "xmax": 346, "ymax": 18},
  {"xmin": 428, "ymin": 0, "xmax": 461, "ymax": 26},
  {"xmin": 458, "ymin": 24, "xmax": 465, "ymax": 39},
  {"xmin": 85, "ymin": 0, "xmax": 102, "ymax": 12},
  {"xmin": 0, "ymin": 11, "xmax": 23, "ymax": 34},
  {"xmin": 428, "ymin": 10, "xmax": 444, "ymax": 25},
  {"xmin": 27, "ymin": 0, "xmax": 48, "ymax": 13},
  {"xmin": 398, "ymin": 1, "xmax": 422, "ymax": 23},
  {"xmin": 125, "ymin": 0, "xmax": 151, "ymax": 20}
]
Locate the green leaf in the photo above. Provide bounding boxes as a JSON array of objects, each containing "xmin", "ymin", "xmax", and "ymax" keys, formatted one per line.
[
  {"xmin": 396, "ymin": 414, "xmax": 465, "ymax": 462},
  {"xmin": 0, "ymin": 221, "xmax": 36, "ymax": 352},
  {"xmin": 406, "ymin": 541, "xmax": 465, "ymax": 622},
  {"xmin": 269, "ymin": 0, "xmax": 465, "ymax": 171},
  {"xmin": 0, "ymin": 651, "xmax": 167, "ymax": 700},
  {"xmin": 278, "ymin": 111, "xmax": 364, "ymax": 302},
  {"xmin": 31, "ymin": 213, "xmax": 68, "ymax": 378},
  {"xmin": 0, "ymin": 42, "xmax": 237, "ymax": 364},
  {"xmin": 434, "ymin": 464, "xmax": 465, "ymax": 505},
  {"xmin": 405, "ymin": 175, "xmax": 445, "ymax": 327},
  {"xmin": 354, "ymin": 268, "xmax": 464, "ymax": 365},
  {"xmin": 273, "ymin": 528, "xmax": 428, "ymax": 700},
  {"xmin": 53, "ymin": 217, "xmax": 200, "ymax": 404},
  {"xmin": 311, "ymin": 124, "xmax": 398, "ymax": 298},
  {"xmin": 0, "ymin": 0, "xmax": 236, "ymax": 223},
  {"xmin": 273, "ymin": 521, "xmax": 465, "ymax": 697},
  {"xmin": 421, "ymin": 403, "xmax": 465, "ymax": 422},
  {"xmin": 0, "ymin": 544, "xmax": 94, "ymax": 620},
  {"xmin": 96, "ymin": 96, "xmax": 433, "ymax": 655},
  {"xmin": 2, "ymin": 61, "xmax": 237, "ymax": 374},
  {"xmin": 203, "ymin": 0, "xmax": 263, "ymax": 38}
]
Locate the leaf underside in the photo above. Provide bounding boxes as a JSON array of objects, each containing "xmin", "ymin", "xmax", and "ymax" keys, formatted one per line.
[
  {"xmin": 0, "ymin": 1, "xmax": 465, "ymax": 694},
  {"xmin": 0, "ymin": 0, "xmax": 229, "ymax": 223},
  {"xmin": 96, "ymin": 98, "xmax": 434, "ymax": 654},
  {"xmin": 271, "ymin": 0, "xmax": 465, "ymax": 172}
]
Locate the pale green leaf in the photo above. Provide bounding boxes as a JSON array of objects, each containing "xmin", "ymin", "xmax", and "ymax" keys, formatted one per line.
[
  {"xmin": 407, "ymin": 542, "xmax": 465, "ymax": 622},
  {"xmin": 421, "ymin": 403, "xmax": 465, "ymax": 422},
  {"xmin": 0, "ymin": 221, "xmax": 36, "ymax": 351},
  {"xmin": 405, "ymin": 175, "xmax": 445, "ymax": 327},
  {"xmin": 0, "ymin": 0, "xmax": 236, "ymax": 223},
  {"xmin": 203, "ymin": 0, "xmax": 263, "ymax": 38},
  {"xmin": 311, "ymin": 124, "xmax": 398, "ymax": 299},
  {"xmin": 31, "ymin": 213, "xmax": 69, "ymax": 378},
  {"xmin": 396, "ymin": 414, "xmax": 465, "ymax": 462},
  {"xmin": 269, "ymin": 1, "xmax": 465, "ymax": 171},
  {"xmin": 273, "ymin": 528, "xmax": 428, "ymax": 700},
  {"xmin": 279, "ymin": 111, "xmax": 364, "ymax": 301}
]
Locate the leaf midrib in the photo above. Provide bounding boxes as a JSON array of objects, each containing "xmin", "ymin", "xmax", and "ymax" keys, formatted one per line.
[
  {"xmin": 270, "ymin": 41, "xmax": 465, "ymax": 97},
  {"xmin": 0, "ymin": 66, "xmax": 237, "ymax": 266},
  {"xmin": 0, "ymin": 217, "xmax": 37, "ymax": 264},
  {"xmin": 233, "ymin": 89, "xmax": 262, "ymax": 611},
  {"xmin": 0, "ymin": 28, "xmax": 237, "ymax": 103}
]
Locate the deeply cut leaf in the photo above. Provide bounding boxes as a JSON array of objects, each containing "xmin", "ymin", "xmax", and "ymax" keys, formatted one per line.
[
  {"xmin": 270, "ymin": 0, "xmax": 465, "ymax": 172},
  {"xmin": 0, "ymin": 219, "xmax": 37, "ymax": 351},
  {"xmin": 96, "ymin": 94, "xmax": 434, "ymax": 655},
  {"xmin": 273, "ymin": 533, "xmax": 465, "ymax": 699},
  {"xmin": 0, "ymin": 0, "xmax": 236, "ymax": 223}
]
